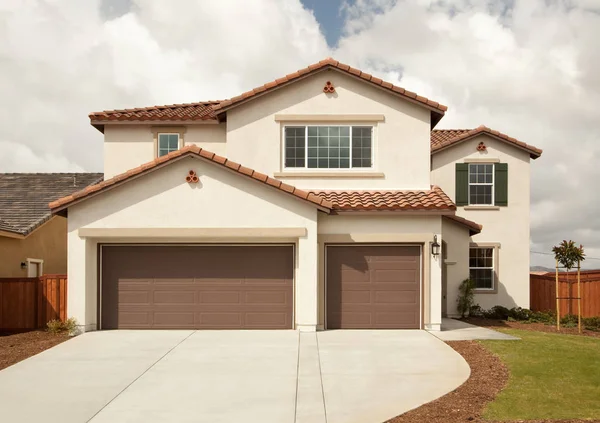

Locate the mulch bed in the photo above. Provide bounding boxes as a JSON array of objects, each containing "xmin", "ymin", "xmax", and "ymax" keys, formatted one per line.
[
  {"xmin": 386, "ymin": 340, "xmax": 599, "ymax": 423},
  {"xmin": 0, "ymin": 330, "xmax": 69, "ymax": 371},
  {"xmin": 464, "ymin": 317, "xmax": 600, "ymax": 339}
]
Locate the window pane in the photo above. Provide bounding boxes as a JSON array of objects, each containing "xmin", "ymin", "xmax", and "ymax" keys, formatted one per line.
[
  {"xmin": 351, "ymin": 126, "xmax": 372, "ymax": 168},
  {"xmin": 308, "ymin": 136, "xmax": 317, "ymax": 147},
  {"xmin": 340, "ymin": 127, "xmax": 350, "ymax": 136},
  {"xmin": 284, "ymin": 127, "xmax": 305, "ymax": 168},
  {"xmin": 308, "ymin": 127, "xmax": 317, "ymax": 136},
  {"xmin": 470, "ymin": 269, "xmax": 494, "ymax": 289},
  {"xmin": 469, "ymin": 185, "xmax": 492, "ymax": 205}
]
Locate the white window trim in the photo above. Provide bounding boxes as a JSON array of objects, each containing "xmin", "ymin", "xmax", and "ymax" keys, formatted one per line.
[
  {"xmin": 151, "ymin": 127, "xmax": 186, "ymax": 158},
  {"xmin": 26, "ymin": 258, "xmax": 43, "ymax": 277},
  {"xmin": 469, "ymin": 244, "xmax": 499, "ymax": 292},
  {"xmin": 468, "ymin": 163, "xmax": 495, "ymax": 206},
  {"xmin": 281, "ymin": 124, "xmax": 376, "ymax": 172}
]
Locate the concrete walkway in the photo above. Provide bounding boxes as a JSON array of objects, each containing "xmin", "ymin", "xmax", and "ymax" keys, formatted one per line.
[
  {"xmin": 429, "ymin": 318, "xmax": 520, "ymax": 341},
  {"xmin": 0, "ymin": 330, "xmax": 469, "ymax": 423}
]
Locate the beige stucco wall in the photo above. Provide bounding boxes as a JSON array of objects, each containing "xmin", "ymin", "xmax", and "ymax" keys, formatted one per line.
[
  {"xmin": 226, "ymin": 69, "xmax": 432, "ymax": 190},
  {"xmin": 0, "ymin": 217, "xmax": 67, "ymax": 277},
  {"xmin": 67, "ymin": 156, "xmax": 319, "ymax": 331},
  {"xmin": 316, "ymin": 214, "xmax": 443, "ymax": 330},
  {"xmin": 441, "ymin": 218, "xmax": 471, "ymax": 317},
  {"xmin": 431, "ymin": 134, "xmax": 532, "ymax": 310},
  {"xmin": 103, "ymin": 124, "xmax": 227, "ymax": 179}
]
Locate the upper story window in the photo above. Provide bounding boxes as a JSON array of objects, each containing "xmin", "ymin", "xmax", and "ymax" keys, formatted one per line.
[
  {"xmin": 455, "ymin": 162, "xmax": 508, "ymax": 207},
  {"xmin": 158, "ymin": 133, "xmax": 180, "ymax": 157},
  {"xmin": 468, "ymin": 164, "xmax": 494, "ymax": 205},
  {"xmin": 284, "ymin": 125, "xmax": 373, "ymax": 169}
]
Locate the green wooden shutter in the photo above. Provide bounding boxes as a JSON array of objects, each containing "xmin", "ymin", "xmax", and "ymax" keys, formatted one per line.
[
  {"xmin": 455, "ymin": 163, "xmax": 469, "ymax": 206},
  {"xmin": 495, "ymin": 163, "xmax": 508, "ymax": 206}
]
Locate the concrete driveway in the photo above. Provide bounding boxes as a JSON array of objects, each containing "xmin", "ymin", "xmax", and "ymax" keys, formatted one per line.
[{"xmin": 0, "ymin": 330, "xmax": 469, "ymax": 423}]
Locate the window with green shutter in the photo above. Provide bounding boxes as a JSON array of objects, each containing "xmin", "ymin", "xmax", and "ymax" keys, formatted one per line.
[{"xmin": 455, "ymin": 162, "xmax": 508, "ymax": 207}]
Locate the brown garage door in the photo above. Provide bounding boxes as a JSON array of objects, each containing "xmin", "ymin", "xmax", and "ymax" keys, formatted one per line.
[
  {"xmin": 101, "ymin": 245, "xmax": 293, "ymax": 329},
  {"xmin": 326, "ymin": 245, "xmax": 421, "ymax": 329}
]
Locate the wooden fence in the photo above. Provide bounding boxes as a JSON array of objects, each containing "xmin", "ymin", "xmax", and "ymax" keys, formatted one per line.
[
  {"xmin": 0, "ymin": 275, "xmax": 67, "ymax": 330},
  {"xmin": 530, "ymin": 271, "xmax": 600, "ymax": 317}
]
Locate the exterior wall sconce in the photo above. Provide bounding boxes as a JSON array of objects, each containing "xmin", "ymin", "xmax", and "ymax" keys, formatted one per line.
[
  {"xmin": 431, "ymin": 235, "xmax": 441, "ymax": 257},
  {"xmin": 20, "ymin": 261, "xmax": 27, "ymax": 269}
]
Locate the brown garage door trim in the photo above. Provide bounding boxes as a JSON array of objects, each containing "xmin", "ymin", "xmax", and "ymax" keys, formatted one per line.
[
  {"xmin": 324, "ymin": 243, "xmax": 423, "ymax": 330},
  {"xmin": 97, "ymin": 243, "xmax": 296, "ymax": 330}
]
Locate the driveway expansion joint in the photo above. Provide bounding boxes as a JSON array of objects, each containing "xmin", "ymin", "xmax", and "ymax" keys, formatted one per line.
[{"xmin": 85, "ymin": 330, "xmax": 197, "ymax": 423}]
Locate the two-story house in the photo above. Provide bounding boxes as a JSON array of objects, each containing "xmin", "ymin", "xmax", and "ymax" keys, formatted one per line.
[{"xmin": 50, "ymin": 58, "xmax": 542, "ymax": 332}]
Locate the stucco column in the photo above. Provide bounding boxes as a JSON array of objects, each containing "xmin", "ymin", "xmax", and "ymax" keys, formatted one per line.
[
  {"xmin": 67, "ymin": 231, "xmax": 97, "ymax": 333},
  {"xmin": 295, "ymin": 225, "xmax": 318, "ymax": 332},
  {"xmin": 426, "ymin": 233, "xmax": 443, "ymax": 331}
]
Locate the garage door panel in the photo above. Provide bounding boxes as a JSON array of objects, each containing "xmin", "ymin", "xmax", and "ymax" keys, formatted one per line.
[
  {"xmin": 101, "ymin": 245, "xmax": 293, "ymax": 329},
  {"xmin": 373, "ymin": 290, "xmax": 418, "ymax": 304},
  {"xmin": 118, "ymin": 291, "xmax": 151, "ymax": 305},
  {"xmin": 198, "ymin": 313, "xmax": 242, "ymax": 327},
  {"xmin": 327, "ymin": 245, "xmax": 421, "ymax": 329},
  {"xmin": 153, "ymin": 291, "xmax": 196, "ymax": 305},
  {"xmin": 199, "ymin": 291, "xmax": 241, "ymax": 304}
]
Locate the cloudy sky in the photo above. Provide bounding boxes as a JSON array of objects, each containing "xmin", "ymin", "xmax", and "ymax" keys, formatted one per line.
[{"xmin": 1, "ymin": 0, "xmax": 599, "ymax": 268}]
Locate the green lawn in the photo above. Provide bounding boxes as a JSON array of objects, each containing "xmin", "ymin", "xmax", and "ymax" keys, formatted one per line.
[{"xmin": 480, "ymin": 329, "xmax": 600, "ymax": 421}]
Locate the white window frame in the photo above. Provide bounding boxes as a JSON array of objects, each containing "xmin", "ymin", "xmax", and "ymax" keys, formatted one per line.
[
  {"xmin": 157, "ymin": 133, "xmax": 182, "ymax": 157},
  {"xmin": 468, "ymin": 163, "xmax": 495, "ymax": 206},
  {"xmin": 281, "ymin": 125, "xmax": 375, "ymax": 171},
  {"xmin": 26, "ymin": 258, "xmax": 43, "ymax": 278},
  {"xmin": 469, "ymin": 247, "xmax": 495, "ymax": 291}
]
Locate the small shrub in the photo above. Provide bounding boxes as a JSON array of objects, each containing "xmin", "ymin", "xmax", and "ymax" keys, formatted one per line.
[
  {"xmin": 509, "ymin": 307, "xmax": 533, "ymax": 321},
  {"xmin": 47, "ymin": 317, "xmax": 78, "ymax": 335},
  {"xmin": 529, "ymin": 310, "xmax": 556, "ymax": 324},
  {"xmin": 583, "ymin": 317, "xmax": 600, "ymax": 331},
  {"xmin": 469, "ymin": 304, "xmax": 483, "ymax": 317},
  {"xmin": 457, "ymin": 278, "xmax": 476, "ymax": 318},
  {"xmin": 561, "ymin": 314, "xmax": 579, "ymax": 326},
  {"xmin": 482, "ymin": 305, "xmax": 511, "ymax": 320}
]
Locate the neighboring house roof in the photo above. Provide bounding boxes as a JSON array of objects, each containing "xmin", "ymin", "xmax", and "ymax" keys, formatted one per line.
[
  {"xmin": 49, "ymin": 146, "xmax": 334, "ymax": 214},
  {"xmin": 309, "ymin": 187, "xmax": 455, "ymax": 211},
  {"xmin": 431, "ymin": 125, "xmax": 542, "ymax": 159},
  {"xmin": 89, "ymin": 57, "xmax": 447, "ymax": 131},
  {"xmin": 443, "ymin": 214, "xmax": 482, "ymax": 235},
  {"xmin": 0, "ymin": 173, "xmax": 103, "ymax": 237}
]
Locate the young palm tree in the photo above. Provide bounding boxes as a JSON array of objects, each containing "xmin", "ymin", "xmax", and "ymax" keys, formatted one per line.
[{"xmin": 552, "ymin": 240, "xmax": 585, "ymax": 322}]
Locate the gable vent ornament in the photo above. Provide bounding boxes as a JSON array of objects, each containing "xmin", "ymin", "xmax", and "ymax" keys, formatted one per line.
[
  {"xmin": 186, "ymin": 170, "xmax": 199, "ymax": 184},
  {"xmin": 477, "ymin": 141, "xmax": 487, "ymax": 152},
  {"xmin": 323, "ymin": 81, "xmax": 335, "ymax": 94}
]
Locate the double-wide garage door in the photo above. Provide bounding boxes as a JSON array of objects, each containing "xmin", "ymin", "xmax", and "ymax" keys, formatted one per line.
[
  {"xmin": 327, "ymin": 245, "xmax": 421, "ymax": 329},
  {"xmin": 101, "ymin": 245, "xmax": 294, "ymax": 329}
]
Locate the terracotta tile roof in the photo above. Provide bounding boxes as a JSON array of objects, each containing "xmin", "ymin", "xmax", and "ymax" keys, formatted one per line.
[
  {"xmin": 89, "ymin": 101, "xmax": 222, "ymax": 132},
  {"xmin": 431, "ymin": 125, "xmax": 542, "ymax": 159},
  {"xmin": 89, "ymin": 57, "xmax": 447, "ymax": 130},
  {"xmin": 49, "ymin": 146, "xmax": 333, "ymax": 214},
  {"xmin": 0, "ymin": 173, "xmax": 103, "ymax": 236},
  {"xmin": 443, "ymin": 214, "xmax": 482, "ymax": 235},
  {"xmin": 309, "ymin": 186, "xmax": 456, "ymax": 211},
  {"xmin": 212, "ymin": 58, "xmax": 447, "ymax": 126}
]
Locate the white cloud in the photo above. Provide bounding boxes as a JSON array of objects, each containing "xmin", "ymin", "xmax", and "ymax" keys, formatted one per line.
[{"xmin": 0, "ymin": 0, "xmax": 328, "ymax": 172}]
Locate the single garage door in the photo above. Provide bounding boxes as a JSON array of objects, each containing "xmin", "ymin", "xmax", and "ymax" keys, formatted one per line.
[
  {"xmin": 326, "ymin": 245, "xmax": 421, "ymax": 329},
  {"xmin": 101, "ymin": 245, "xmax": 293, "ymax": 329}
]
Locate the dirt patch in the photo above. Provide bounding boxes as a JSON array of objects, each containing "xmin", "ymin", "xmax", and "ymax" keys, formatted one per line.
[
  {"xmin": 386, "ymin": 340, "xmax": 599, "ymax": 423},
  {"xmin": 464, "ymin": 317, "xmax": 600, "ymax": 339},
  {"xmin": 0, "ymin": 330, "xmax": 69, "ymax": 371}
]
